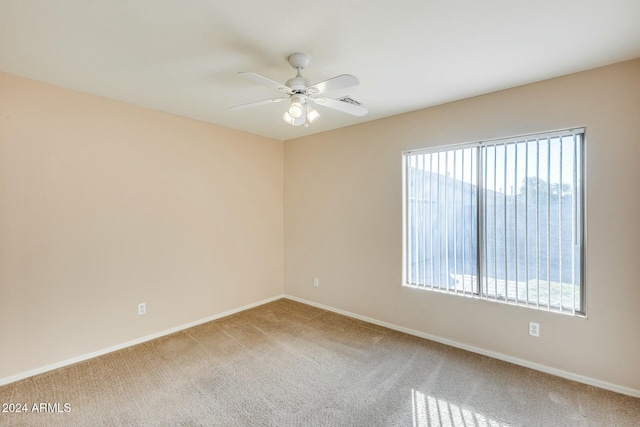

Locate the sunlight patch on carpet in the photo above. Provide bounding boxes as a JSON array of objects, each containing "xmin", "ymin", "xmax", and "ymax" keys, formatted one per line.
[{"xmin": 412, "ymin": 389, "xmax": 511, "ymax": 427}]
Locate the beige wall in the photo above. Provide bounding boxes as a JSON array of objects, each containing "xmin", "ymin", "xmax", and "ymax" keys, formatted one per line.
[
  {"xmin": 284, "ymin": 59, "xmax": 640, "ymax": 392},
  {"xmin": 0, "ymin": 72, "xmax": 283, "ymax": 380}
]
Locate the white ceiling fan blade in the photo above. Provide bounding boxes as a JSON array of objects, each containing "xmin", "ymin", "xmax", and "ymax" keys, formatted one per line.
[
  {"xmin": 312, "ymin": 97, "xmax": 368, "ymax": 117},
  {"xmin": 308, "ymin": 74, "xmax": 359, "ymax": 94},
  {"xmin": 230, "ymin": 97, "xmax": 288, "ymax": 111},
  {"xmin": 238, "ymin": 72, "xmax": 293, "ymax": 94}
]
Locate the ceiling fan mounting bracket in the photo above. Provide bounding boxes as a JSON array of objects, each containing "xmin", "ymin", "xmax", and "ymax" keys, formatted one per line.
[{"xmin": 287, "ymin": 52, "xmax": 311, "ymax": 70}]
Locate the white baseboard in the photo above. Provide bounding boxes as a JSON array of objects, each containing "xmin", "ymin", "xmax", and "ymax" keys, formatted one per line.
[
  {"xmin": 283, "ymin": 294, "xmax": 640, "ymax": 398},
  {"xmin": 0, "ymin": 294, "xmax": 284, "ymax": 387}
]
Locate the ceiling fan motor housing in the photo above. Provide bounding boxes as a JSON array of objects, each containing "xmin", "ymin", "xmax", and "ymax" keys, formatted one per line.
[{"xmin": 285, "ymin": 76, "xmax": 311, "ymax": 92}]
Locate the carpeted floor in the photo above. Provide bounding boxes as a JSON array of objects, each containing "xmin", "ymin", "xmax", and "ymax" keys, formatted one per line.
[{"xmin": 1, "ymin": 298, "xmax": 638, "ymax": 426}]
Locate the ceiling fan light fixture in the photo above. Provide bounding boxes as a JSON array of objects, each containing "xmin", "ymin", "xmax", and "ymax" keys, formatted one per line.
[
  {"xmin": 288, "ymin": 101, "xmax": 304, "ymax": 118},
  {"xmin": 283, "ymin": 110, "xmax": 306, "ymax": 126},
  {"xmin": 307, "ymin": 108, "xmax": 320, "ymax": 123},
  {"xmin": 282, "ymin": 111, "xmax": 295, "ymax": 125}
]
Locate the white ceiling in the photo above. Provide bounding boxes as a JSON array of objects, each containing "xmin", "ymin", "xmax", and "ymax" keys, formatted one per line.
[{"xmin": 1, "ymin": 1, "xmax": 639, "ymax": 141}]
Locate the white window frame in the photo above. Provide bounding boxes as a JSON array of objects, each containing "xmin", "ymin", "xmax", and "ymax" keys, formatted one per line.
[{"xmin": 402, "ymin": 128, "xmax": 586, "ymax": 315}]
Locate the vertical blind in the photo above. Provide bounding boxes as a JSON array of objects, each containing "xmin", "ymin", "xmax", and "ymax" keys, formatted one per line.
[{"xmin": 404, "ymin": 129, "xmax": 585, "ymax": 314}]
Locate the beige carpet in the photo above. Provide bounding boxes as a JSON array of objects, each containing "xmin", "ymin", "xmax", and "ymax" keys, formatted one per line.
[{"xmin": 1, "ymin": 298, "xmax": 638, "ymax": 426}]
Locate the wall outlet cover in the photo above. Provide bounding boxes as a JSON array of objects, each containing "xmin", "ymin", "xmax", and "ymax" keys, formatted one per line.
[{"xmin": 529, "ymin": 322, "xmax": 540, "ymax": 337}]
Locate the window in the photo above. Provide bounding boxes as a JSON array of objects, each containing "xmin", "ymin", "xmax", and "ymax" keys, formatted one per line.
[{"xmin": 403, "ymin": 129, "xmax": 585, "ymax": 314}]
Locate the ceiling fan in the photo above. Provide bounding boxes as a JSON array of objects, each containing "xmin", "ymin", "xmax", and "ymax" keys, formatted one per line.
[{"xmin": 230, "ymin": 52, "xmax": 367, "ymax": 127}]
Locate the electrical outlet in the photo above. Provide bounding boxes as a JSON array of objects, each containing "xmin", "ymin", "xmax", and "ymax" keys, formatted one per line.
[
  {"xmin": 313, "ymin": 277, "xmax": 319, "ymax": 287},
  {"xmin": 138, "ymin": 302, "xmax": 146, "ymax": 315},
  {"xmin": 529, "ymin": 322, "xmax": 540, "ymax": 337}
]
